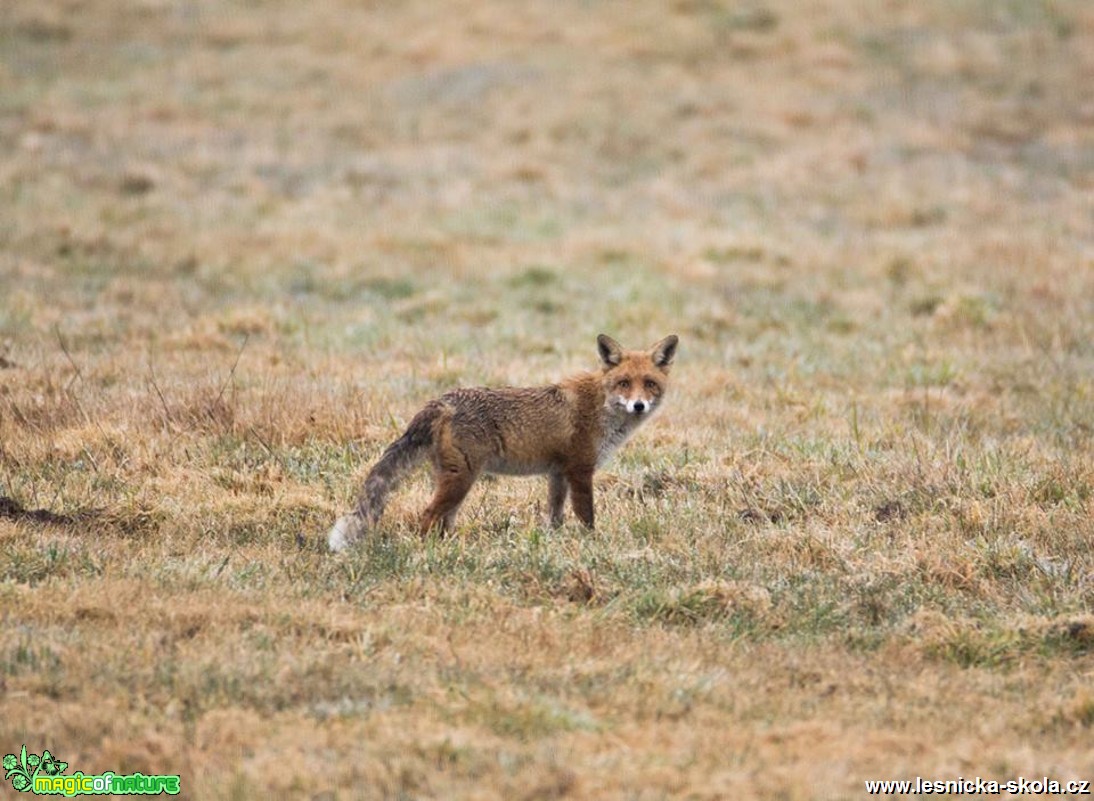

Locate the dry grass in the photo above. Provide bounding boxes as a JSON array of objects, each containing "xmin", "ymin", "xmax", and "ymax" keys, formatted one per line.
[{"xmin": 1, "ymin": 0, "xmax": 1092, "ymax": 797}]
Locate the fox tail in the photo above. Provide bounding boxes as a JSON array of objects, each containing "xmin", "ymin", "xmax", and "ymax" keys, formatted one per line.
[{"xmin": 327, "ymin": 401, "xmax": 445, "ymax": 552}]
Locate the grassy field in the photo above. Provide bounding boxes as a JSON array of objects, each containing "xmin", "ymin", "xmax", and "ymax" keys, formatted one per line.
[{"xmin": 1, "ymin": 0, "xmax": 1092, "ymax": 797}]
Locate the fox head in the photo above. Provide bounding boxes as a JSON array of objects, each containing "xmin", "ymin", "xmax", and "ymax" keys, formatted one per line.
[{"xmin": 597, "ymin": 333, "xmax": 678, "ymax": 417}]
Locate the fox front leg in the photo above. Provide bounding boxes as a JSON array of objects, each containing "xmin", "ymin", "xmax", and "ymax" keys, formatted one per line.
[
  {"xmin": 566, "ymin": 467, "xmax": 595, "ymax": 529},
  {"xmin": 548, "ymin": 471, "xmax": 569, "ymax": 527}
]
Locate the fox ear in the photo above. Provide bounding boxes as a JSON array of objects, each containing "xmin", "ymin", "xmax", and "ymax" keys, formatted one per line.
[
  {"xmin": 597, "ymin": 334, "xmax": 623, "ymax": 367},
  {"xmin": 651, "ymin": 334, "xmax": 678, "ymax": 369}
]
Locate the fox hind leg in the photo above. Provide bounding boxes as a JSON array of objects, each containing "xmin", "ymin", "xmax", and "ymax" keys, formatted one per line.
[
  {"xmin": 420, "ymin": 468, "xmax": 477, "ymax": 536},
  {"xmin": 420, "ymin": 434, "xmax": 480, "ymax": 536}
]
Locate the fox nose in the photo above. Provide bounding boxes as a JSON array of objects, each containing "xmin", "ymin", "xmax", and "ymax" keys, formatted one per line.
[{"xmin": 633, "ymin": 400, "xmax": 647, "ymax": 413}]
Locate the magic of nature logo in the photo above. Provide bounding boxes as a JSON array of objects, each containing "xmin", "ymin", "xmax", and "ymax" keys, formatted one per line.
[{"xmin": 4, "ymin": 745, "xmax": 180, "ymax": 796}]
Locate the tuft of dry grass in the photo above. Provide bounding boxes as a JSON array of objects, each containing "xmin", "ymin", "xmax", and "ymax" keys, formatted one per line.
[{"xmin": 2, "ymin": 0, "xmax": 1092, "ymax": 797}]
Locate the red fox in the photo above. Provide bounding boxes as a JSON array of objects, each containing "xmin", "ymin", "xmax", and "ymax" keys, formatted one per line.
[{"xmin": 328, "ymin": 334, "xmax": 678, "ymax": 551}]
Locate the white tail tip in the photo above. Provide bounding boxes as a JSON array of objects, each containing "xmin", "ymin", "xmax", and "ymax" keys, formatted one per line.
[{"xmin": 327, "ymin": 515, "xmax": 359, "ymax": 553}]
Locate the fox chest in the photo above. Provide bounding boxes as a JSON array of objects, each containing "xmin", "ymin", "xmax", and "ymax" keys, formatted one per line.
[{"xmin": 596, "ymin": 415, "xmax": 639, "ymax": 467}]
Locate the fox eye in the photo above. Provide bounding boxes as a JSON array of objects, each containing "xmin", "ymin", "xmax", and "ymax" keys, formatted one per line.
[
  {"xmin": 643, "ymin": 379, "xmax": 659, "ymax": 392},
  {"xmin": 616, "ymin": 378, "xmax": 631, "ymax": 390}
]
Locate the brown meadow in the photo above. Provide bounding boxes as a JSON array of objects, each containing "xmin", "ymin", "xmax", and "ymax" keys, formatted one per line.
[{"xmin": 1, "ymin": 0, "xmax": 1092, "ymax": 798}]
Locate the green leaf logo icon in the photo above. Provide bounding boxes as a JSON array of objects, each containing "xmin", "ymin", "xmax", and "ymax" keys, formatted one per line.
[{"xmin": 4, "ymin": 745, "xmax": 45, "ymax": 793}]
